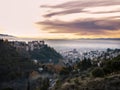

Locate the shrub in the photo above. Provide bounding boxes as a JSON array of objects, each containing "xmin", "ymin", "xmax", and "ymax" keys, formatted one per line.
[{"xmin": 92, "ymin": 67, "xmax": 105, "ymax": 77}]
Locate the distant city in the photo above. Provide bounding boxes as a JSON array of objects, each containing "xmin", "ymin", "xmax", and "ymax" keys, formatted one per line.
[
  {"xmin": 61, "ymin": 48, "xmax": 120, "ymax": 66},
  {"xmin": 3, "ymin": 39, "xmax": 120, "ymax": 68}
]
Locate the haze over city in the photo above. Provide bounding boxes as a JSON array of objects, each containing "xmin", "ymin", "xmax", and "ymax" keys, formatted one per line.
[
  {"xmin": 0, "ymin": 1, "xmax": 120, "ymax": 90},
  {"xmin": 0, "ymin": 0, "xmax": 120, "ymax": 39}
]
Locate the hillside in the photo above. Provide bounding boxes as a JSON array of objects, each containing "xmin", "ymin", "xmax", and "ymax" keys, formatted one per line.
[
  {"xmin": 0, "ymin": 39, "xmax": 37, "ymax": 82},
  {"xmin": 0, "ymin": 34, "xmax": 16, "ymax": 40},
  {"xmin": 29, "ymin": 45, "xmax": 62, "ymax": 63},
  {"xmin": 0, "ymin": 39, "xmax": 120, "ymax": 90},
  {"xmin": 52, "ymin": 74, "xmax": 120, "ymax": 90},
  {"xmin": 0, "ymin": 39, "xmax": 63, "ymax": 90},
  {"xmin": 0, "ymin": 34, "xmax": 15, "ymax": 37},
  {"xmin": 51, "ymin": 55, "xmax": 120, "ymax": 90}
]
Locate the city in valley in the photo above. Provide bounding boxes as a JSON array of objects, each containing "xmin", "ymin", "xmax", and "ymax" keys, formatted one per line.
[
  {"xmin": 0, "ymin": 0, "xmax": 120, "ymax": 90},
  {"xmin": 0, "ymin": 39, "xmax": 120, "ymax": 90}
]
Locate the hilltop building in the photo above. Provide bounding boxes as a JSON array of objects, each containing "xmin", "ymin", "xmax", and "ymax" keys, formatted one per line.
[{"xmin": 9, "ymin": 40, "xmax": 45, "ymax": 51}]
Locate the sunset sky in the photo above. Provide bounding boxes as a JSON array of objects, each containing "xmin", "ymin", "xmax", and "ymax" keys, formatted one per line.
[{"xmin": 0, "ymin": 0, "xmax": 120, "ymax": 39}]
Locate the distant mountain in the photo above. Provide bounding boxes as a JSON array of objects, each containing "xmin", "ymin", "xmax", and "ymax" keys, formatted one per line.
[
  {"xmin": 45, "ymin": 38, "xmax": 120, "ymax": 41},
  {"xmin": 0, "ymin": 34, "xmax": 15, "ymax": 37},
  {"xmin": 0, "ymin": 34, "xmax": 17, "ymax": 40},
  {"xmin": 91, "ymin": 38, "xmax": 120, "ymax": 40},
  {"xmin": 76, "ymin": 38, "xmax": 120, "ymax": 40}
]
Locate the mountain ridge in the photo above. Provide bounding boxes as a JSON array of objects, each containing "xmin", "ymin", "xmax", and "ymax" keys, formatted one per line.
[
  {"xmin": 0, "ymin": 34, "xmax": 120, "ymax": 40},
  {"xmin": 0, "ymin": 34, "xmax": 15, "ymax": 37}
]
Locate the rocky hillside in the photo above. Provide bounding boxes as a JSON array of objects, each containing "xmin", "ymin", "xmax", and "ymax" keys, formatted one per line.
[
  {"xmin": 52, "ymin": 74, "xmax": 120, "ymax": 90},
  {"xmin": 51, "ymin": 54, "xmax": 120, "ymax": 90}
]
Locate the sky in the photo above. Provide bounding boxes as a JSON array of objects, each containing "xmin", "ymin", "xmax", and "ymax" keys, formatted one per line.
[{"xmin": 0, "ymin": 0, "xmax": 120, "ymax": 39}]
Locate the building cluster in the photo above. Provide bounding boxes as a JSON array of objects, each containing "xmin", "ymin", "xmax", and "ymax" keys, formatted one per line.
[
  {"xmin": 61, "ymin": 49, "xmax": 82, "ymax": 65},
  {"xmin": 61, "ymin": 49, "xmax": 120, "ymax": 66},
  {"xmin": 10, "ymin": 40, "xmax": 45, "ymax": 51}
]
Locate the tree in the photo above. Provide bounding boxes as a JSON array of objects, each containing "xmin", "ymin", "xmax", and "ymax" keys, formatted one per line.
[
  {"xmin": 77, "ymin": 58, "xmax": 92, "ymax": 71},
  {"xmin": 0, "ymin": 39, "xmax": 37, "ymax": 82},
  {"xmin": 103, "ymin": 55, "xmax": 120, "ymax": 75}
]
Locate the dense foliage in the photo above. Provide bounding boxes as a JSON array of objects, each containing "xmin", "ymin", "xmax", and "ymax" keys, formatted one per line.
[
  {"xmin": 92, "ymin": 55, "xmax": 120, "ymax": 77},
  {"xmin": 77, "ymin": 58, "xmax": 92, "ymax": 70},
  {"xmin": 36, "ymin": 78, "xmax": 49, "ymax": 90},
  {"xmin": 29, "ymin": 45, "xmax": 62, "ymax": 63},
  {"xmin": 0, "ymin": 39, "xmax": 37, "ymax": 82},
  {"xmin": 103, "ymin": 55, "xmax": 120, "ymax": 74},
  {"xmin": 92, "ymin": 67, "xmax": 105, "ymax": 77}
]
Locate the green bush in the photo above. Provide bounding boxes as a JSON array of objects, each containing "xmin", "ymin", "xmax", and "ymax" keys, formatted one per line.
[
  {"xmin": 103, "ymin": 55, "xmax": 120, "ymax": 75},
  {"xmin": 92, "ymin": 67, "xmax": 105, "ymax": 77}
]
